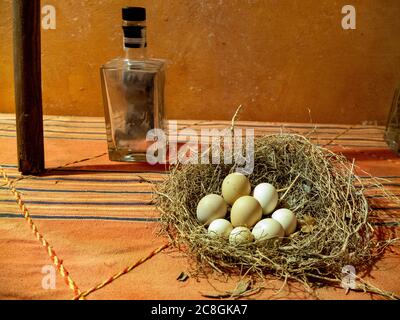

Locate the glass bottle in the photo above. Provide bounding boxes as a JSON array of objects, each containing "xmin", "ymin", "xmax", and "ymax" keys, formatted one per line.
[{"xmin": 100, "ymin": 7, "xmax": 165, "ymax": 162}]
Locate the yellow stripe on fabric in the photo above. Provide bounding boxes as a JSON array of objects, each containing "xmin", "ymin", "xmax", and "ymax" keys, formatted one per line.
[{"xmin": 0, "ymin": 165, "xmax": 84, "ymax": 299}]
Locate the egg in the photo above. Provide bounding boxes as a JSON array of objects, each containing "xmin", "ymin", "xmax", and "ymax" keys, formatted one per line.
[
  {"xmin": 253, "ymin": 183, "xmax": 279, "ymax": 214},
  {"xmin": 271, "ymin": 208, "xmax": 297, "ymax": 236},
  {"xmin": 252, "ymin": 218, "xmax": 285, "ymax": 241},
  {"xmin": 208, "ymin": 219, "xmax": 233, "ymax": 239},
  {"xmin": 230, "ymin": 195, "xmax": 262, "ymax": 228},
  {"xmin": 229, "ymin": 226, "xmax": 254, "ymax": 245},
  {"xmin": 221, "ymin": 172, "xmax": 251, "ymax": 205},
  {"xmin": 196, "ymin": 194, "xmax": 227, "ymax": 225}
]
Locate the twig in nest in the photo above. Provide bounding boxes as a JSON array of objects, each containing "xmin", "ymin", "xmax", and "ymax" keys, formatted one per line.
[
  {"xmin": 230, "ymin": 104, "xmax": 243, "ymax": 135},
  {"xmin": 280, "ymin": 173, "xmax": 301, "ymax": 201}
]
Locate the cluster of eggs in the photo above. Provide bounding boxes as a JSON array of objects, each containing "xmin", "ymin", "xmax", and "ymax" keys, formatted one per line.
[{"xmin": 196, "ymin": 172, "xmax": 297, "ymax": 245}]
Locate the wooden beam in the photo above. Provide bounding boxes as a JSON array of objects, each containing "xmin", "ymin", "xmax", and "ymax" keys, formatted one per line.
[{"xmin": 13, "ymin": 0, "xmax": 45, "ymax": 175}]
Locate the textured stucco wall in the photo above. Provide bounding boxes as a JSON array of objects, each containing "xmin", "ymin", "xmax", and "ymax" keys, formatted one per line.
[{"xmin": 1, "ymin": 0, "xmax": 399, "ymax": 124}]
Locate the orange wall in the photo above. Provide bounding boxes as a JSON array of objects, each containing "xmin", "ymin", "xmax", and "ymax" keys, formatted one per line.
[{"xmin": 1, "ymin": 0, "xmax": 399, "ymax": 124}]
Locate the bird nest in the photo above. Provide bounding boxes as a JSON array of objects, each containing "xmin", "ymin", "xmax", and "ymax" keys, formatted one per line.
[{"xmin": 155, "ymin": 133, "xmax": 394, "ymax": 295}]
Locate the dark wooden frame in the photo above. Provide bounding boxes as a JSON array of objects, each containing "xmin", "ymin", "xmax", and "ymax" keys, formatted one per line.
[{"xmin": 13, "ymin": 0, "xmax": 45, "ymax": 175}]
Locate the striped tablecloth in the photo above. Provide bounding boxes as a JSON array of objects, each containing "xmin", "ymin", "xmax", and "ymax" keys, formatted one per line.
[{"xmin": 0, "ymin": 113, "xmax": 399, "ymax": 300}]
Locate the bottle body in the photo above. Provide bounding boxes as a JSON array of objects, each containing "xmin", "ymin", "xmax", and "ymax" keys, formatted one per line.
[{"xmin": 101, "ymin": 58, "xmax": 165, "ymax": 162}]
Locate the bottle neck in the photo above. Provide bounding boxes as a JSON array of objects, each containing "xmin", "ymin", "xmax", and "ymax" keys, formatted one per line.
[
  {"xmin": 124, "ymin": 46, "xmax": 146, "ymax": 60},
  {"xmin": 122, "ymin": 20, "xmax": 147, "ymax": 61}
]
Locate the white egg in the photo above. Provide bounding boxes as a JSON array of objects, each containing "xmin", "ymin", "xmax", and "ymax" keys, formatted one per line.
[
  {"xmin": 253, "ymin": 183, "xmax": 278, "ymax": 215},
  {"xmin": 229, "ymin": 226, "xmax": 254, "ymax": 245},
  {"xmin": 271, "ymin": 208, "xmax": 297, "ymax": 236},
  {"xmin": 252, "ymin": 218, "xmax": 284, "ymax": 241},
  {"xmin": 196, "ymin": 194, "xmax": 227, "ymax": 225},
  {"xmin": 208, "ymin": 219, "xmax": 233, "ymax": 239}
]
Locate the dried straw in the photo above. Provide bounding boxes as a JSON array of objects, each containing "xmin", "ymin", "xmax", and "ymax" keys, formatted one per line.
[{"xmin": 155, "ymin": 133, "xmax": 398, "ymax": 299}]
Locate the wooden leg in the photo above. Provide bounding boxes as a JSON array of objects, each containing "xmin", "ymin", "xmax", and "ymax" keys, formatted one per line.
[{"xmin": 13, "ymin": 0, "xmax": 45, "ymax": 175}]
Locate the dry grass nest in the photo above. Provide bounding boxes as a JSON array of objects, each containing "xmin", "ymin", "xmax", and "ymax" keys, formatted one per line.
[{"xmin": 155, "ymin": 133, "xmax": 397, "ymax": 295}]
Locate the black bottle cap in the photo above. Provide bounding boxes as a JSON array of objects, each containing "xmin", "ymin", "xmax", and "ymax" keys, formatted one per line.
[{"xmin": 122, "ymin": 7, "xmax": 146, "ymax": 21}]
